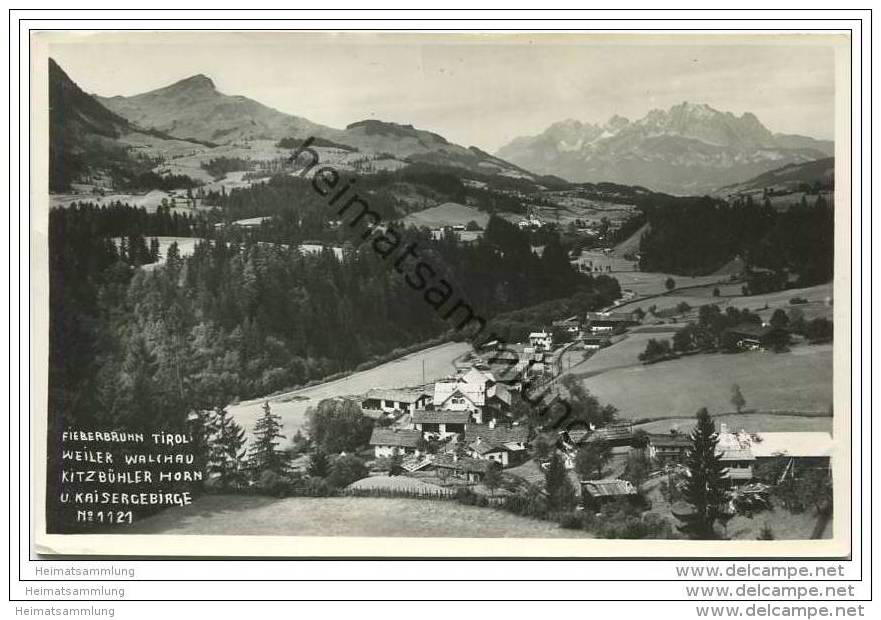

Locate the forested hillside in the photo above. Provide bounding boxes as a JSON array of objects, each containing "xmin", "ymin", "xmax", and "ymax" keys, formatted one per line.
[{"xmin": 637, "ymin": 194, "xmax": 834, "ymax": 291}]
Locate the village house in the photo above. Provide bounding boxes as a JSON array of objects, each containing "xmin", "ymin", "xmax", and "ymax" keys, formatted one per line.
[
  {"xmin": 431, "ymin": 454, "xmax": 493, "ymax": 484},
  {"xmin": 369, "ymin": 428, "xmax": 423, "ymax": 459},
  {"xmin": 467, "ymin": 438, "xmax": 513, "ymax": 467},
  {"xmin": 361, "ymin": 387, "xmax": 432, "ymax": 415},
  {"xmin": 464, "ymin": 420, "xmax": 530, "ymax": 467},
  {"xmin": 528, "ymin": 331, "xmax": 553, "ymax": 351},
  {"xmin": 723, "ymin": 323, "xmax": 789, "ymax": 351},
  {"xmin": 410, "ymin": 410, "xmax": 471, "ymax": 439},
  {"xmin": 432, "ymin": 366, "xmax": 510, "ymax": 424},
  {"xmin": 648, "ymin": 431, "xmax": 692, "ymax": 465}
]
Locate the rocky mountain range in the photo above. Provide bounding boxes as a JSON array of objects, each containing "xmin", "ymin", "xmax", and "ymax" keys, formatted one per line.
[{"xmin": 495, "ymin": 103, "xmax": 834, "ymax": 195}]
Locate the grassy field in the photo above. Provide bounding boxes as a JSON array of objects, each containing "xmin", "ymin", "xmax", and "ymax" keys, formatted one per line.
[
  {"xmin": 568, "ymin": 343, "xmax": 832, "ymax": 429},
  {"xmin": 227, "ymin": 341, "xmax": 470, "ymax": 441},
  {"xmin": 400, "ymin": 202, "xmax": 491, "ymax": 229},
  {"xmin": 613, "ymin": 282, "xmax": 834, "ymax": 322},
  {"xmin": 575, "ymin": 251, "xmax": 730, "ymax": 297},
  {"xmin": 634, "ymin": 413, "xmax": 832, "ymax": 434},
  {"xmin": 123, "ymin": 495, "xmax": 594, "ymax": 538}
]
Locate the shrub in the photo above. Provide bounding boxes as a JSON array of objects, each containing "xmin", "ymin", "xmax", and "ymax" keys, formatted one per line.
[
  {"xmin": 327, "ymin": 454, "xmax": 369, "ymax": 489},
  {"xmin": 558, "ymin": 511, "xmax": 586, "ymax": 530},
  {"xmin": 255, "ymin": 470, "xmax": 290, "ymax": 497},
  {"xmin": 454, "ymin": 487, "xmax": 480, "ymax": 506}
]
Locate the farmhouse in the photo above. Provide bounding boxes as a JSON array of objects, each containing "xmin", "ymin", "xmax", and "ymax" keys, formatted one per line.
[
  {"xmin": 467, "ymin": 438, "xmax": 513, "ymax": 467},
  {"xmin": 712, "ymin": 426, "xmax": 834, "ymax": 485},
  {"xmin": 583, "ymin": 335, "xmax": 611, "ymax": 350},
  {"xmin": 581, "ymin": 479, "xmax": 639, "ymax": 511},
  {"xmin": 723, "ymin": 323, "xmax": 789, "ymax": 351},
  {"xmin": 361, "ymin": 388, "xmax": 431, "ymax": 414},
  {"xmin": 585, "ymin": 421, "xmax": 635, "ymax": 447},
  {"xmin": 431, "ymin": 454, "xmax": 493, "ymax": 483},
  {"xmin": 464, "ymin": 421, "xmax": 530, "ymax": 467},
  {"xmin": 745, "ymin": 431, "xmax": 833, "ymax": 481},
  {"xmin": 369, "ymin": 428, "xmax": 423, "ymax": 459},
  {"xmin": 585, "ymin": 311, "xmax": 639, "ymax": 333},
  {"xmin": 648, "ymin": 432, "xmax": 692, "ymax": 465},
  {"xmin": 411, "ymin": 410, "xmax": 472, "ymax": 439}
]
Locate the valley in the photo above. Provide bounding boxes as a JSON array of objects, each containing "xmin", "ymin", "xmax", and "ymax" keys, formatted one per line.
[{"xmin": 45, "ymin": 50, "xmax": 839, "ymax": 545}]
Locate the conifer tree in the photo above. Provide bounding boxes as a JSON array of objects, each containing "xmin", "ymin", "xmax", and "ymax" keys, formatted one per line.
[
  {"xmin": 208, "ymin": 406, "xmax": 248, "ymax": 490},
  {"xmin": 247, "ymin": 401, "xmax": 289, "ymax": 479},
  {"xmin": 544, "ymin": 452, "xmax": 576, "ymax": 513},
  {"xmin": 677, "ymin": 408, "xmax": 731, "ymax": 539}
]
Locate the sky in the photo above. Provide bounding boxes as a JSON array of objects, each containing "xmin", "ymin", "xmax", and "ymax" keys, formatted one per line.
[{"xmin": 46, "ymin": 32, "xmax": 841, "ymax": 152}]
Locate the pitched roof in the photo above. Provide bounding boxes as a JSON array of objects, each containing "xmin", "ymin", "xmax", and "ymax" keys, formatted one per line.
[
  {"xmin": 586, "ymin": 422, "xmax": 634, "ymax": 443},
  {"xmin": 469, "ymin": 439, "xmax": 509, "ymax": 455},
  {"xmin": 434, "ymin": 382, "xmax": 485, "ymax": 407},
  {"xmin": 464, "ymin": 423, "xmax": 529, "ymax": 445},
  {"xmin": 649, "ymin": 433, "xmax": 692, "ymax": 448},
  {"xmin": 411, "ymin": 410, "xmax": 472, "ymax": 425},
  {"xmin": 488, "ymin": 383, "xmax": 512, "ymax": 406},
  {"xmin": 369, "ymin": 428, "xmax": 422, "ymax": 448},
  {"xmin": 460, "ymin": 366, "xmax": 495, "ymax": 385},
  {"xmin": 431, "ymin": 454, "xmax": 493, "ymax": 473},
  {"xmin": 585, "ymin": 311, "xmax": 637, "ymax": 323},
  {"xmin": 749, "ymin": 432, "xmax": 833, "ymax": 458},
  {"xmin": 363, "ymin": 388, "xmax": 427, "ymax": 404},
  {"xmin": 581, "ymin": 479, "xmax": 637, "ymax": 498}
]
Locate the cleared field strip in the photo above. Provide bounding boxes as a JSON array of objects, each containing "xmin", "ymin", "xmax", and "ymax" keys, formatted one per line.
[{"xmin": 227, "ymin": 341, "xmax": 471, "ymax": 440}]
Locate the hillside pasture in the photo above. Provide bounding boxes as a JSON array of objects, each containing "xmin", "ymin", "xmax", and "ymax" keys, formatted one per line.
[
  {"xmin": 575, "ymin": 251, "xmax": 730, "ymax": 297},
  {"xmin": 539, "ymin": 190, "xmax": 639, "ymax": 226},
  {"xmin": 226, "ymin": 341, "xmax": 470, "ymax": 441},
  {"xmin": 614, "ymin": 282, "xmax": 834, "ymax": 322},
  {"xmin": 634, "ymin": 412, "xmax": 832, "ymax": 435},
  {"xmin": 575, "ymin": 344, "xmax": 833, "ymax": 428}
]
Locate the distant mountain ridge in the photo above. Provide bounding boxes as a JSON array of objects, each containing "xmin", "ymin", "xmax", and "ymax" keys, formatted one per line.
[
  {"xmin": 715, "ymin": 157, "xmax": 835, "ymax": 197},
  {"xmin": 496, "ymin": 102, "xmax": 834, "ymax": 195},
  {"xmin": 94, "ymin": 73, "xmax": 544, "ymax": 180},
  {"xmin": 97, "ymin": 74, "xmax": 333, "ymax": 145},
  {"xmin": 49, "ymin": 58, "xmax": 197, "ymax": 191}
]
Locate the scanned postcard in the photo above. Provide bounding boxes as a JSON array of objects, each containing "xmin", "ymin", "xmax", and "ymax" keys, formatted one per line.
[{"xmin": 31, "ymin": 31, "xmax": 851, "ymax": 557}]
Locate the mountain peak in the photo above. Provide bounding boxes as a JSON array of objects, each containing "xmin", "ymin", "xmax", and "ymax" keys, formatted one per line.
[
  {"xmin": 172, "ymin": 73, "xmax": 214, "ymax": 88},
  {"xmin": 165, "ymin": 73, "xmax": 217, "ymax": 93}
]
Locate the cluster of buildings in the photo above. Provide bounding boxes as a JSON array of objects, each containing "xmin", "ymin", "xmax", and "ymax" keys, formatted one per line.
[
  {"xmin": 365, "ymin": 366, "xmax": 529, "ymax": 479},
  {"xmin": 648, "ymin": 424, "xmax": 833, "ymax": 485}
]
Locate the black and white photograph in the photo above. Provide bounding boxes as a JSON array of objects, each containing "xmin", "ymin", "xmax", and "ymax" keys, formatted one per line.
[{"xmin": 33, "ymin": 30, "xmax": 850, "ymax": 555}]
